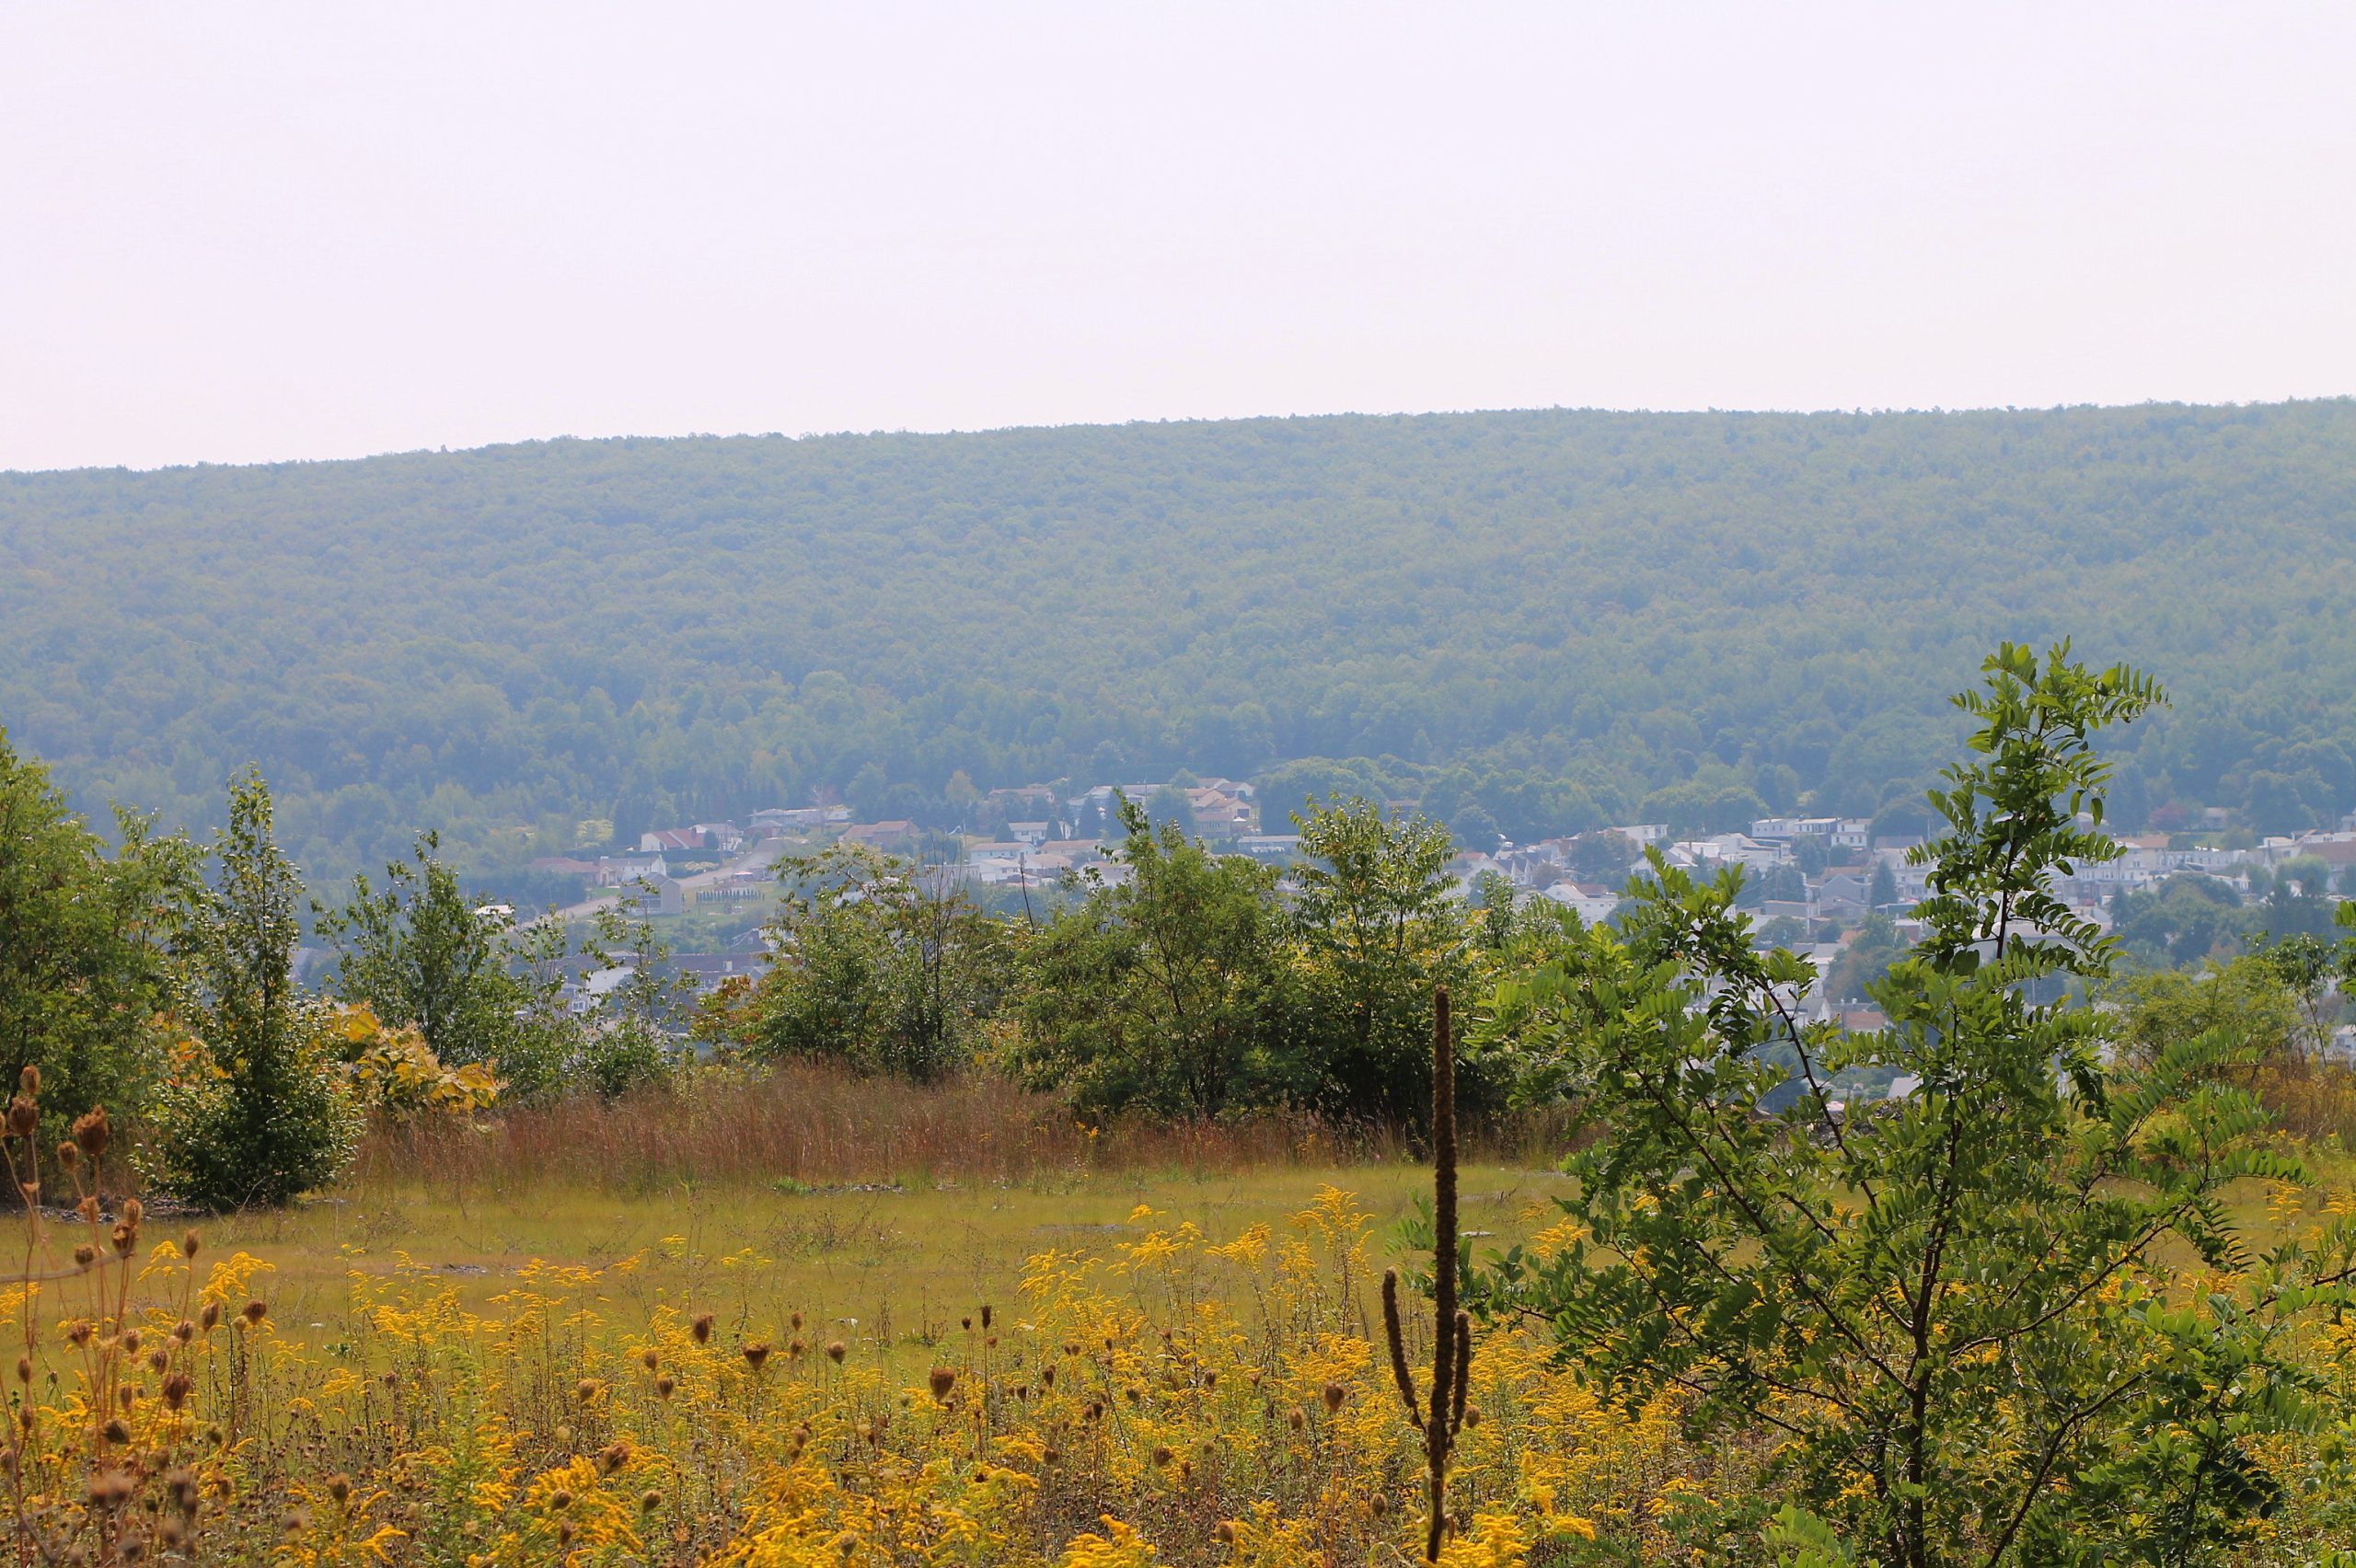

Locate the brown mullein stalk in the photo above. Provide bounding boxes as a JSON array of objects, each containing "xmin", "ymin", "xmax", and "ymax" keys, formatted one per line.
[{"xmin": 1381, "ymin": 987, "xmax": 1471, "ymax": 1563}]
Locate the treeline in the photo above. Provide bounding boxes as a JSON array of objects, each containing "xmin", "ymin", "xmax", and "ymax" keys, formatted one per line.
[
  {"xmin": 8, "ymin": 402, "xmax": 2356, "ymax": 886},
  {"xmin": 0, "ymin": 728, "xmax": 687, "ymax": 1211},
  {"xmin": 700, "ymin": 799, "xmax": 1538, "ymax": 1127}
]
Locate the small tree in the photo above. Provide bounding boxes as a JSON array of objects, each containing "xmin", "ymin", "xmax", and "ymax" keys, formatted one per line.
[
  {"xmin": 1474, "ymin": 644, "xmax": 2356, "ymax": 1565},
  {"xmin": 719, "ymin": 844, "xmax": 1009, "ymax": 1082},
  {"xmin": 318, "ymin": 833, "xmax": 509, "ymax": 1055},
  {"xmin": 1016, "ymin": 801, "xmax": 1300, "ymax": 1115},
  {"xmin": 573, "ymin": 900, "xmax": 696, "ymax": 1101},
  {"xmin": 1291, "ymin": 798, "xmax": 1472, "ymax": 1125},
  {"xmin": 147, "ymin": 770, "xmax": 360, "ymax": 1210}
]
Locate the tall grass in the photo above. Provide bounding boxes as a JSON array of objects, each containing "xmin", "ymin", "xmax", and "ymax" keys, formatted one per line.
[
  {"xmin": 348, "ymin": 1062, "xmax": 1574, "ymax": 1198},
  {"xmin": 2256, "ymin": 1058, "xmax": 2356, "ymax": 1147}
]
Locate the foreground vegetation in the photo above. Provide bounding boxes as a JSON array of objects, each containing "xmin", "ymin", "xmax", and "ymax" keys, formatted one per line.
[
  {"xmin": 7, "ymin": 1099, "xmax": 1711, "ymax": 1566},
  {"xmin": 7, "ymin": 1071, "xmax": 2356, "ymax": 1567}
]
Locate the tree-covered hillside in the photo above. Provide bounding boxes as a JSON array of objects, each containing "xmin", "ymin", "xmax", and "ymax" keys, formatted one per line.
[{"xmin": 6, "ymin": 401, "xmax": 2355, "ymax": 883}]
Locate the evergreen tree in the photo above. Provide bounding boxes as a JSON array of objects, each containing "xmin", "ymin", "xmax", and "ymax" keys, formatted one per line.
[{"xmin": 148, "ymin": 770, "xmax": 359, "ymax": 1210}]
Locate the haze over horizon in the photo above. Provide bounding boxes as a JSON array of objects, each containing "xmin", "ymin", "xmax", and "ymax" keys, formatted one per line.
[{"xmin": 5, "ymin": 1, "xmax": 2354, "ymax": 471}]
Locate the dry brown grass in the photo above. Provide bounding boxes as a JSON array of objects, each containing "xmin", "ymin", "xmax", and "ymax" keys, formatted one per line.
[
  {"xmin": 2255, "ymin": 1057, "xmax": 2356, "ymax": 1147},
  {"xmin": 350, "ymin": 1062, "xmax": 1576, "ymax": 1199}
]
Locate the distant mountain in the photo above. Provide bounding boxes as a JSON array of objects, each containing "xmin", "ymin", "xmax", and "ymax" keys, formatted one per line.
[{"xmin": 5, "ymin": 401, "xmax": 2354, "ymax": 886}]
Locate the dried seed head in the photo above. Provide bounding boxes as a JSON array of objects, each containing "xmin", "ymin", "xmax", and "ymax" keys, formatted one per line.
[
  {"xmin": 1150, "ymin": 1444, "xmax": 1172, "ymax": 1467},
  {"xmin": 641, "ymin": 1490, "xmax": 663, "ymax": 1513},
  {"xmin": 162, "ymin": 1373, "xmax": 193, "ymax": 1412},
  {"xmin": 174, "ymin": 1320, "xmax": 195, "ymax": 1343},
  {"xmin": 122, "ymin": 1197, "xmax": 143, "ymax": 1228},
  {"xmin": 200, "ymin": 1303, "xmax": 222, "ymax": 1331},
  {"xmin": 1462, "ymin": 1404, "xmax": 1481, "ymax": 1428},
  {"xmin": 1214, "ymin": 1520, "xmax": 1237, "ymax": 1544},
  {"xmin": 826, "ymin": 1341, "xmax": 847, "ymax": 1364},
  {"xmin": 961, "ymin": 1316, "xmax": 972, "ymax": 1332},
  {"xmin": 928, "ymin": 1366, "xmax": 956, "ymax": 1403},
  {"xmin": 596, "ymin": 1442, "xmax": 631, "ymax": 1476},
  {"xmin": 574, "ymin": 1378, "xmax": 601, "ymax": 1402},
  {"xmin": 72, "ymin": 1107, "xmax": 110, "ymax": 1159},
  {"xmin": 240, "ymin": 1300, "xmax": 267, "ymax": 1326},
  {"xmin": 1041, "ymin": 1366, "xmax": 1055, "ymax": 1388},
  {"xmin": 1287, "ymin": 1406, "xmax": 1307, "ymax": 1432},
  {"xmin": 690, "ymin": 1314, "xmax": 713, "ymax": 1344},
  {"xmin": 6, "ymin": 1098, "xmax": 36, "ymax": 1138},
  {"xmin": 13, "ymin": 1357, "xmax": 28, "ymax": 1384},
  {"xmin": 181, "ymin": 1230, "xmax": 201, "ymax": 1260},
  {"xmin": 121, "ymin": 1329, "xmax": 141, "ymax": 1355},
  {"xmin": 654, "ymin": 1376, "xmax": 675, "ymax": 1399},
  {"xmin": 326, "ymin": 1476, "xmax": 352, "ymax": 1505},
  {"xmin": 556, "ymin": 1521, "xmax": 576, "ymax": 1547},
  {"xmin": 640, "ymin": 1348, "xmax": 659, "ymax": 1372},
  {"xmin": 548, "ymin": 1489, "xmax": 572, "ymax": 1512},
  {"xmin": 790, "ymin": 1311, "xmax": 803, "ymax": 1331},
  {"xmin": 73, "ymin": 1243, "xmax": 98, "ymax": 1269},
  {"xmin": 1370, "ymin": 1494, "xmax": 1390, "ymax": 1517},
  {"xmin": 788, "ymin": 1339, "xmax": 805, "ymax": 1360},
  {"xmin": 147, "ymin": 1350, "xmax": 168, "ymax": 1376},
  {"xmin": 742, "ymin": 1343, "xmax": 771, "ymax": 1371},
  {"xmin": 57, "ymin": 1141, "xmax": 78, "ymax": 1169},
  {"xmin": 980, "ymin": 1304, "xmax": 993, "ymax": 1330},
  {"xmin": 17, "ymin": 1065, "xmax": 37, "ymax": 1095},
  {"xmin": 1322, "ymin": 1381, "xmax": 1345, "ymax": 1413}
]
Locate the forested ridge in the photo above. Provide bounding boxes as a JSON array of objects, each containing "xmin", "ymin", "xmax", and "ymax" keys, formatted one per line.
[{"xmin": 6, "ymin": 399, "xmax": 2356, "ymax": 883}]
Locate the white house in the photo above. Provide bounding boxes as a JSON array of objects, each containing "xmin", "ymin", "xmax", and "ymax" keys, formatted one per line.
[{"xmin": 1540, "ymin": 882, "xmax": 1621, "ymax": 923}]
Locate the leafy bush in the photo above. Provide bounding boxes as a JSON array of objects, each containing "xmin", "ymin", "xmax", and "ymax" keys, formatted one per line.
[
  {"xmin": 0, "ymin": 726, "xmax": 201, "ymax": 1146},
  {"xmin": 718, "ymin": 844, "xmax": 1011, "ymax": 1082}
]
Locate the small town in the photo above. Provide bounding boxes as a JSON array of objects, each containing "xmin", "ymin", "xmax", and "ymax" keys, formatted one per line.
[{"xmin": 523, "ymin": 772, "xmax": 2356, "ymax": 1057}]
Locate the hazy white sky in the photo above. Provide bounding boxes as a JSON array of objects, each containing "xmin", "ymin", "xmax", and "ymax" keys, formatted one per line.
[{"xmin": 4, "ymin": 2, "xmax": 2352, "ymax": 471}]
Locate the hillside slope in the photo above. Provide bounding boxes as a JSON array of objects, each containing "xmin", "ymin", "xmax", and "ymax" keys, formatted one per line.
[{"xmin": 5, "ymin": 401, "xmax": 2354, "ymax": 880}]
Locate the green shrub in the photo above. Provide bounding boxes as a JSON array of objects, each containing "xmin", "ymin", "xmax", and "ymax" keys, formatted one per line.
[{"xmin": 141, "ymin": 770, "xmax": 361, "ymax": 1210}]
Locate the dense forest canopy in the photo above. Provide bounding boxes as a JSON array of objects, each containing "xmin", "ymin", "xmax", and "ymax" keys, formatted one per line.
[{"xmin": 5, "ymin": 400, "xmax": 2355, "ymax": 885}]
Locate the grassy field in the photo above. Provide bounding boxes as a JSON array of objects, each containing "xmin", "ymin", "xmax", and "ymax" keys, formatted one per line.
[
  {"xmin": 188, "ymin": 1159, "xmax": 1573, "ymax": 1369},
  {"xmin": 16, "ymin": 1067, "xmax": 2356, "ymax": 1563}
]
